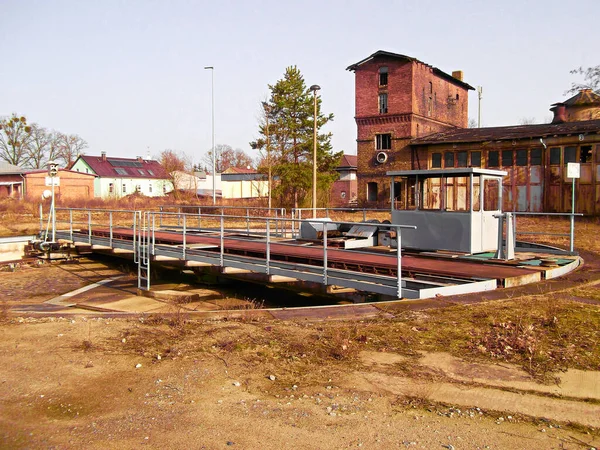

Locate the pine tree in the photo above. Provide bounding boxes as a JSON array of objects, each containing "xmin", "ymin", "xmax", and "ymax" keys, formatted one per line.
[{"xmin": 251, "ymin": 66, "xmax": 341, "ymax": 209}]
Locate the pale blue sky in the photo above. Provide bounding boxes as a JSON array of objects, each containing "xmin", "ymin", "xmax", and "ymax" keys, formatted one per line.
[{"xmin": 2, "ymin": 0, "xmax": 598, "ymax": 165}]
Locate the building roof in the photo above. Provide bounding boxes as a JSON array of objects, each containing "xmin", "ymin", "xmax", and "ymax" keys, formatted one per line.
[
  {"xmin": 346, "ymin": 50, "xmax": 474, "ymax": 91},
  {"xmin": 223, "ymin": 166, "xmax": 256, "ymax": 174},
  {"xmin": 561, "ymin": 89, "xmax": 600, "ymax": 107},
  {"xmin": 411, "ymin": 119, "xmax": 600, "ymax": 146},
  {"xmin": 0, "ymin": 161, "xmax": 24, "ymax": 174},
  {"xmin": 75, "ymin": 155, "xmax": 169, "ymax": 179},
  {"xmin": 336, "ymin": 154, "xmax": 357, "ymax": 170},
  {"xmin": 23, "ymin": 168, "xmax": 96, "ymax": 177}
]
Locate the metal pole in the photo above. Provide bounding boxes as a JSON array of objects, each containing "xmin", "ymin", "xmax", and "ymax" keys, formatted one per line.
[
  {"xmin": 109, "ymin": 211, "xmax": 113, "ymax": 247},
  {"xmin": 39, "ymin": 203, "xmax": 43, "ymax": 234},
  {"xmin": 309, "ymin": 84, "xmax": 321, "ymax": 218},
  {"xmin": 323, "ymin": 223, "xmax": 328, "ymax": 286},
  {"xmin": 182, "ymin": 214, "xmax": 186, "ymax": 260},
  {"xmin": 570, "ymin": 177, "xmax": 575, "ymax": 252},
  {"xmin": 477, "ymin": 86, "xmax": 483, "ymax": 128},
  {"xmin": 51, "ymin": 174, "xmax": 56, "ymax": 242},
  {"xmin": 220, "ymin": 214, "xmax": 224, "ymax": 267},
  {"xmin": 205, "ymin": 66, "xmax": 216, "ymax": 205}
]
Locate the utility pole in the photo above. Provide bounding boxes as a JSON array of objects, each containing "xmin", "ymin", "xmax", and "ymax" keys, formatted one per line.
[
  {"xmin": 204, "ymin": 66, "xmax": 216, "ymax": 204},
  {"xmin": 309, "ymin": 84, "xmax": 321, "ymax": 218}
]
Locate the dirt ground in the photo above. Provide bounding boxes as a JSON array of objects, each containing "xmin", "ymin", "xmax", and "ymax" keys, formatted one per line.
[{"xmin": 0, "ymin": 257, "xmax": 599, "ymax": 450}]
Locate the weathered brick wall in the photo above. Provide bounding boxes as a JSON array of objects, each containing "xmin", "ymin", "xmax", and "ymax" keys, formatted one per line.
[{"xmin": 352, "ymin": 54, "xmax": 470, "ymax": 205}]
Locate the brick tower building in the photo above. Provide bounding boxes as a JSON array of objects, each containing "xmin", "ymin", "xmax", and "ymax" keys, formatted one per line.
[{"xmin": 346, "ymin": 51, "xmax": 474, "ymax": 205}]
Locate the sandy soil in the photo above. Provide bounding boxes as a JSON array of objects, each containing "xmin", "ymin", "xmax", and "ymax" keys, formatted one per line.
[{"xmin": 0, "ymin": 260, "xmax": 599, "ymax": 449}]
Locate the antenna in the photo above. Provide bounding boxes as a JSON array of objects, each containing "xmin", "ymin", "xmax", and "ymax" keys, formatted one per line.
[{"xmin": 477, "ymin": 86, "xmax": 483, "ymax": 128}]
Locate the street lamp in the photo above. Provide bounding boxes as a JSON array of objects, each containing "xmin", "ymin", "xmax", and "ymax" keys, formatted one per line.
[
  {"xmin": 309, "ymin": 84, "xmax": 320, "ymax": 218},
  {"xmin": 262, "ymin": 102, "xmax": 272, "ymax": 210},
  {"xmin": 204, "ymin": 66, "xmax": 216, "ymax": 205}
]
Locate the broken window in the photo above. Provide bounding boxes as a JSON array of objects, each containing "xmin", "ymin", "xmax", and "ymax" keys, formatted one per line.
[
  {"xmin": 367, "ymin": 182, "xmax": 378, "ymax": 202},
  {"xmin": 378, "ymin": 66, "xmax": 388, "ymax": 86},
  {"xmin": 376, "ymin": 134, "xmax": 391, "ymax": 150},
  {"xmin": 580, "ymin": 145, "xmax": 592, "ymax": 163},
  {"xmin": 379, "ymin": 93, "xmax": 388, "ymax": 113},
  {"xmin": 431, "ymin": 153, "xmax": 442, "ymax": 168},
  {"xmin": 471, "ymin": 151, "xmax": 481, "ymax": 167}
]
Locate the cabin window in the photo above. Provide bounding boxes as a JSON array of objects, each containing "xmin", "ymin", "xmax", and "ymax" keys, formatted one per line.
[
  {"xmin": 431, "ymin": 153, "xmax": 442, "ymax": 168},
  {"xmin": 549, "ymin": 147, "xmax": 561, "ymax": 165},
  {"xmin": 488, "ymin": 151, "xmax": 499, "ymax": 167},
  {"xmin": 471, "ymin": 151, "xmax": 481, "ymax": 167},
  {"xmin": 457, "ymin": 151, "xmax": 468, "ymax": 167}
]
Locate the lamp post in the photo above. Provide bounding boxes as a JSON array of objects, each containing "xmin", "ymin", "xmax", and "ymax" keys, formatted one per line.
[
  {"xmin": 309, "ymin": 84, "xmax": 320, "ymax": 218},
  {"xmin": 204, "ymin": 66, "xmax": 216, "ymax": 204},
  {"xmin": 477, "ymin": 86, "xmax": 483, "ymax": 128},
  {"xmin": 262, "ymin": 102, "xmax": 272, "ymax": 210}
]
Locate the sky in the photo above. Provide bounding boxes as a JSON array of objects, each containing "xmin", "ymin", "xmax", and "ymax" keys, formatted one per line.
[{"xmin": 2, "ymin": 0, "xmax": 598, "ymax": 166}]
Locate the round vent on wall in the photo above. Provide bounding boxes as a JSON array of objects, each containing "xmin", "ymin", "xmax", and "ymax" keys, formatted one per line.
[{"xmin": 376, "ymin": 152, "xmax": 388, "ymax": 164}]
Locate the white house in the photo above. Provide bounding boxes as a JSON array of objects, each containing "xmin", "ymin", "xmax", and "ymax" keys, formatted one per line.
[{"xmin": 70, "ymin": 152, "xmax": 173, "ymax": 199}]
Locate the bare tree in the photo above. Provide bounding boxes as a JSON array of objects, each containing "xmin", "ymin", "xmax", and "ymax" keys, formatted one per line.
[
  {"xmin": 26, "ymin": 124, "xmax": 59, "ymax": 169},
  {"xmin": 157, "ymin": 149, "xmax": 193, "ymax": 194},
  {"xmin": 567, "ymin": 66, "xmax": 600, "ymax": 95},
  {"xmin": 468, "ymin": 118, "xmax": 478, "ymax": 128},
  {"xmin": 202, "ymin": 144, "xmax": 254, "ymax": 173},
  {"xmin": 56, "ymin": 133, "xmax": 88, "ymax": 168},
  {"xmin": 518, "ymin": 117, "xmax": 537, "ymax": 125},
  {"xmin": 0, "ymin": 114, "xmax": 32, "ymax": 166}
]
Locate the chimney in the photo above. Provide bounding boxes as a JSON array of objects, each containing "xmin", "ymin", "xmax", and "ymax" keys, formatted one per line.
[
  {"xmin": 137, "ymin": 156, "xmax": 143, "ymax": 162},
  {"xmin": 452, "ymin": 70, "xmax": 464, "ymax": 81},
  {"xmin": 550, "ymin": 103, "xmax": 567, "ymax": 124},
  {"xmin": 101, "ymin": 151, "xmax": 107, "ymax": 161}
]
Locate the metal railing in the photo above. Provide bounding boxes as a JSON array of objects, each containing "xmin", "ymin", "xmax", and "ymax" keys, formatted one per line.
[
  {"xmin": 291, "ymin": 207, "xmax": 391, "ymax": 237},
  {"xmin": 512, "ymin": 211, "xmax": 583, "ymax": 253}
]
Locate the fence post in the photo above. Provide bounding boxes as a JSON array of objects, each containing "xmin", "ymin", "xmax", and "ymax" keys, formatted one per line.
[
  {"xmin": 323, "ymin": 223, "xmax": 328, "ymax": 286},
  {"xmin": 246, "ymin": 208, "xmax": 250, "ymax": 236},
  {"xmin": 220, "ymin": 214, "xmax": 224, "ymax": 267},
  {"xmin": 88, "ymin": 210, "xmax": 92, "ymax": 244},
  {"xmin": 39, "ymin": 203, "xmax": 43, "ymax": 234},
  {"xmin": 69, "ymin": 209, "xmax": 73, "ymax": 242},
  {"xmin": 109, "ymin": 211, "xmax": 113, "ymax": 247},
  {"xmin": 396, "ymin": 226, "xmax": 402, "ymax": 299},
  {"xmin": 182, "ymin": 214, "xmax": 186, "ymax": 260},
  {"xmin": 363, "ymin": 209, "xmax": 367, "ymax": 222},
  {"xmin": 266, "ymin": 218, "xmax": 270, "ymax": 275}
]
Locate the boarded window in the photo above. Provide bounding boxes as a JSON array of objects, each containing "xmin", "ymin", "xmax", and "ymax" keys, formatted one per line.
[
  {"xmin": 457, "ymin": 151, "xmax": 468, "ymax": 167},
  {"xmin": 530, "ymin": 148, "xmax": 542, "ymax": 166},
  {"xmin": 376, "ymin": 134, "xmax": 391, "ymax": 150},
  {"xmin": 379, "ymin": 93, "xmax": 388, "ymax": 113},
  {"xmin": 431, "ymin": 153, "xmax": 442, "ymax": 168},
  {"xmin": 444, "ymin": 152, "xmax": 454, "ymax": 168},
  {"xmin": 564, "ymin": 146, "xmax": 577, "ymax": 164},
  {"xmin": 516, "ymin": 149, "xmax": 527, "ymax": 166},
  {"xmin": 549, "ymin": 147, "xmax": 561, "ymax": 165},
  {"xmin": 502, "ymin": 150, "xmax": 513, "ymax": 167},
  {"xmin": 488, "ymin": 151, "xmax": 499, "ymax": 167},
  {"xmin": 471, "ymin": 151, "xmax": 481, "ymax": 167}
]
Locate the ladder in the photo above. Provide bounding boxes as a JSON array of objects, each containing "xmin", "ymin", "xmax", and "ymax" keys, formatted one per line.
[{"xmin": 135, "ymin": 211, "xmax": 151, "ymax": 290}]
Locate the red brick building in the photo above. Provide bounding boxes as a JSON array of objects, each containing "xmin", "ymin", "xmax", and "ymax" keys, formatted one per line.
[
  {"xmin": 347, "ymin": 50, "xmax": 473, "ymax": 205},
  {"xmin": 24, "ymin": 169, "xmax": 96, "ymax": 201},
  {"xmin": 330, "ymin": 154, "xmax": 357, "ymax": 207}
]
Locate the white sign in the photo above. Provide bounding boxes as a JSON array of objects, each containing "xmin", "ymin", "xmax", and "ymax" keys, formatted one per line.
[
  {"xmin": 567, "ymin": 162, "xmax": 580, "ymax": 179},
  {"xmin": 45, "ymin": 176, "xmax": 60, "ymax": 186}
]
